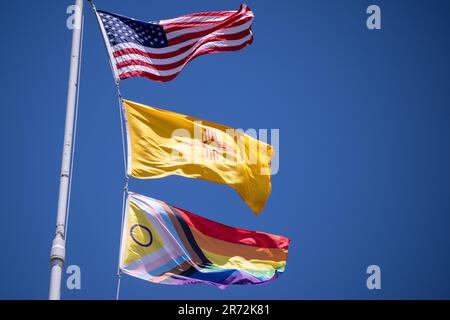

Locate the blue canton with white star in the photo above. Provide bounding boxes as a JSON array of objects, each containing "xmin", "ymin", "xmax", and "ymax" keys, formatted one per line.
[{"xmin": 98, "ymin": 10, "xmax": 168, "ymax": 48}]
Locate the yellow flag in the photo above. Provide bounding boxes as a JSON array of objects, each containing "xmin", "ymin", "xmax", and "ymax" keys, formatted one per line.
[{"xmin": 123, "ymin": 99, "xmax": 274, "ymax": 215}]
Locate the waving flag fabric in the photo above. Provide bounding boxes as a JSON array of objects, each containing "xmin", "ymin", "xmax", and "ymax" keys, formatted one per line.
[
  {"xmin": 120, "ymin": 192, "xmax": 290, "ymax": 288},
  {"xmin": 95, "ymin": 4, "xmax": 254, "ymax": 82},
  {"xmin": 123, "ymin": 99, "xmax": 273, "ymax": 215}
]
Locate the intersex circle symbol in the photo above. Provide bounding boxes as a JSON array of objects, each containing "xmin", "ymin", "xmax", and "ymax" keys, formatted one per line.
[{"xmin": 130, "ymin": 224, "xmax": 153, "ymax": 247}]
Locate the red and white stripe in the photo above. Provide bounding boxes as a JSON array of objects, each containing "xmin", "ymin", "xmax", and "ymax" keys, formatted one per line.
[{"xmin": 111, "ymin": 5, "xmax": 254, "ymax": 82}]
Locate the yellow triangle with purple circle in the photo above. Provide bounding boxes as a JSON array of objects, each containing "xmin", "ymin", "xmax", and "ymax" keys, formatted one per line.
[{"xmin": 122, "ymin": 201, "xmax": 165, "ymax": 266}]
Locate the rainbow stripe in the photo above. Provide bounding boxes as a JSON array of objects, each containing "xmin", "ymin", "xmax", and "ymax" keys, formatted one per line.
[{"xmin": 120, "ymin": 192, "xmax": 290, "ymax": 288}]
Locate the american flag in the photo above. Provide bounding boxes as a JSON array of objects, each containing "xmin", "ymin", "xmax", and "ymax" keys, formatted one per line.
[{"xmin": 96, "ymin": 5, "xmax": 254, "ymax": 82}]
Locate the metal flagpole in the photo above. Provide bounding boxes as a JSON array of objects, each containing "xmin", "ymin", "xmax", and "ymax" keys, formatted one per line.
[{"xmin": 49, "ymin": 0, "xmax": 84, "ymax": 300}]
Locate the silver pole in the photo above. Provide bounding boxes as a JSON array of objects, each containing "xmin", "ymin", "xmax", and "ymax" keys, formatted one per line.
[{"xmin": 49, "ymin": 0, "xmax": 84, "ymax": 300}]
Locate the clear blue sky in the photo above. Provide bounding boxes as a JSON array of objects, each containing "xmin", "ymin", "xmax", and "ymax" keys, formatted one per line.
[{"xmin": 1, "ymin": 0, "xmax": 450, "ymax": 299}]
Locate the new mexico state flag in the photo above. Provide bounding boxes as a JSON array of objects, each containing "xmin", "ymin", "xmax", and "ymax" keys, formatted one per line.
[{"xmin": 123, "ymin": 99, "xmax": 274, "ymax": 215}]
